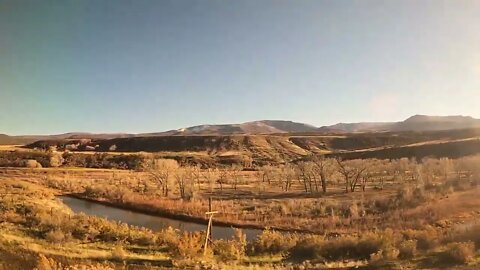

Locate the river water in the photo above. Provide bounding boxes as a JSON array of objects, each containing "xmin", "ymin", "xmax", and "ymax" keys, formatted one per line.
[{"xmin": 59, "ymin": 196, "xmax": 262, "ymax": 241}]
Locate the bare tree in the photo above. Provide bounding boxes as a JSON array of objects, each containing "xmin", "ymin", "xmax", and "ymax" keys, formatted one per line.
[
  {"xmin": 191, "ymin": 164, "xmax": 202, "ymax": 188},
  {"xmin": 336, "ymin": 159, "xmax": 366, "ymax": 193},
  {"xmin": 217, "ymin": 168, "xmax": 228, "ymax": 192},
  {"xmin": 258, "ymin": 165, "xmax": 275, "ymax": 185},
  {"xmin": 204, "ymin": 168, "xmax": 217, "ymax": 193},
  {"xmin": 230, "ymin": 165, "xmax": 243, "ymax": 190},
  {"xmin": 145, "ymin": 158, "xmax": 179, "ymax": 197},
  {"xmin": 312, "ymin": 156, "xmax": 335, "ymax": 193},
  {"xmin": 175, "ymin": 166, "xmax": 195, "ymax": 200},
  {"xmin": 279, "ymin": 164, "xmax": 295, "ymax": 192}
]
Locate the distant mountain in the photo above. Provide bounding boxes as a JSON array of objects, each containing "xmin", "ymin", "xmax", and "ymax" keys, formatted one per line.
[
  {"xmin": 155, "ymin": 120, "xmax": 318, "ymax": 135},
  {"xmin": 3, "ymin": 115, "xmax": 480, "ymax": 145},
  {"xmin": 317, "ymin": 122, "xmax": 394, "ymax": 133},
  {"xmin": 0, "ymin": 134, "xmax": 32, "ymax": 145},
  {"xmin": 0, "ymin": 120, "xmax": 317, "ymax": 145},
  {"xmin": 317, "ymin": 115, "xmax": 480, "ymax": 133}
]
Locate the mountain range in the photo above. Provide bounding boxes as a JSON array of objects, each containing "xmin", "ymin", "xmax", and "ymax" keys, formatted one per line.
[{"xmin": 2, "ymin": 115, "xmax": 480, "ymax": 145}]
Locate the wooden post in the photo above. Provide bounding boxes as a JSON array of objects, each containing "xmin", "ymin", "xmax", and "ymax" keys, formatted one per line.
[
  {"xmin": 203, "ymin": 210, "xmax": 218, "ymax": 255},
  {"xmin": 208, "ymin": 197, "xmax": 212, "ymax": 241}
]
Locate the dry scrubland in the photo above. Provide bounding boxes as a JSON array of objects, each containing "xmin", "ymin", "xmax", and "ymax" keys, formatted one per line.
[{"xmin": 0, "ymin": 148, "xmax": 480, "ymax": 269}]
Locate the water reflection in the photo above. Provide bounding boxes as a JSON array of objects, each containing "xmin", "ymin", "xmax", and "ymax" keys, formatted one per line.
[{"xmin": 59, "ymin": 196, "xmax": 262, "ymax": 241}]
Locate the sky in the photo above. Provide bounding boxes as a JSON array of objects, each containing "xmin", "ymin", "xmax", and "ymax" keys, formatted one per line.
[{"xmin": 1, "ymin": 0, "xmax": 479, "ymax": 135}]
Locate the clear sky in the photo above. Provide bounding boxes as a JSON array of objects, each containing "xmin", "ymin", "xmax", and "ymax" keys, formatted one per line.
[{"xmin": 1, "ymin": 0, "xmax": 479, "ymax": 135}]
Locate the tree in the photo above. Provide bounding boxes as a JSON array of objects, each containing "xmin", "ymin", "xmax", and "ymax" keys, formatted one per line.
[
  {"xmin": 217, "ymin": 168, "xmax": 228, "ymax": 192},
  {"xmin": 258, "ymin": 165, "xmax": 275, "ymax": 185},
  {"xmin": 49, "ymin": 152, "xmax": 64, "ymax": 167},
  {"xmin": 175, "ymin": 166, "xmax": 196, "ymax": 200},
  {"xmin": 279, "ymin": 164, "xmax": 295, "ymax": 192},
  {"xmin": 145, "ymin": 158, "xmax": 179, "ymax": 197},
  {"xmin": 230, "ymin": 165, "xmax": 243, "ymax": 190},
  {"xmin": 312, "ymin": 156, "xmax": 335, "ymax": 193},
  {"xmin": 191, "ymin": 164, "xmax": 202, "ymax": 188},
  {"xmin": 336, "ymin": 159, "xmax": 366, "ymax": 193},
  {"xmin": 296, "ymin": 162, "xmax": 315, "ymax": 193},
  {"xmin": 204, "ymin": 168, "xmax": 217, "ymax": 192}
]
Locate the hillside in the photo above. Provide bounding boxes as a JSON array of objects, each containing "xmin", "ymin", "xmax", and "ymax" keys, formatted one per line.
[
  {"xmin": 1, "ymin": 120, "xmax": 317, "ymax": 145},
  {"xmin": 154, "ymin": 120, "xmax": 318, "ymax": 135},
  {"xmin": 0, "ymin": 134, "xmax": 32, "ymax": 145},
  {"xmin": 318, "ymin": 115, "xmax": 480, "ymax": 133},
  {"xmin": 23, "ymin": 127, "xmax": 480, "ymax": 165},
  {"xmin": 26, "ymin": 135, "xmax": 329, "ymax": 165},
  {"xmin": 4, "ymin": 115, "xmax": 480, "ymax": 145}
]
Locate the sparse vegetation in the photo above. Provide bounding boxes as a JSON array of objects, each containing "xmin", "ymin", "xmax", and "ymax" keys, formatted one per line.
[{"xmin": 1, "ymin": 145, "xmax": 480, "ymax": 269}]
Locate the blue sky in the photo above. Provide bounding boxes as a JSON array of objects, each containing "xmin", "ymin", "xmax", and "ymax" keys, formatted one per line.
[{"xmin": 1, "ymin": 0, "xmax": 479, "ymax": 135}]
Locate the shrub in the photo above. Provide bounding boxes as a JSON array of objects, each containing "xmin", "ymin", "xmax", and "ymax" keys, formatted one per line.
[
  {"xmin": 289, "ymin": 232, "xmax": 395, "ymax": 262},
  {"xmin": 450, "ymin": 223, "xmax": 480, "ymax": 249},
  {"xmin": 157, "ymin": 227, "xmax": 180, "ymax": 247},
  {"xmin": 213, "ymin": 229, "xmax": 247, "ymax": 262},
  {"xmin": 45, "ymin": 229, "xmax": 70, "ymax": 243},
  {"xmin": 382, "ymin": 247, "xmax": 400, "ymax": 260},
  {"xmin": 25, "ymin": 159, "xmax": 42, "ymax": 168},
  {"xmin": 173, "ymin": 232, "xmax": 204, "ymax": 259},
  {"xmin": 251, "ymin": 230, "xmax": 297, "ymax": 255},
  {"xmin": 398, "ymin": 240, "xmax": 417, "ymax": 259},
  {"xmin": 443, "ymin": 242, "xmax": 475, "ymax": 264},
  {"xmin": 127, "ymin": 228, "xmax": 156, "ymax": 246},
  {"xmin": 213, "ymin": 239, "xmax": 243, "ymax": 261},
  {"xmin": 404, "ymin": 228, "xmax": 439, "ymax": 251},
  {"xmin": 111, "ymin": 245, "xmax": 126, "ymax": 261},
  {"xmin": 369, "ymin": 247, "xmax": 399, "ymax": 266},
  {"xmin": 288, "ymin": 236, "xmax": 325, "ymax": 261}
]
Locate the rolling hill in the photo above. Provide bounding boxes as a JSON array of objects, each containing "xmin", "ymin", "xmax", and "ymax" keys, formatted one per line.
[
  {"xmin": 3, "ymin": 115, "xmax": 480, "ymax": 146},
  {"xmin": 317, "ymin": 115, "xmax": 480, "ymax": 133}
]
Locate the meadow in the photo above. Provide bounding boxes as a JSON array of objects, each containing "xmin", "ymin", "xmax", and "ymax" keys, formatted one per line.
[{"xmin": 1, "ymin": 148, "xmax": 480, "ymax": 269}]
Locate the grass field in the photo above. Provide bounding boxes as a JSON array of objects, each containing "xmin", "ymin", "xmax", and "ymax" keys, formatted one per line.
[{"xmin": 1, "ymin": 152, "xmax": 480, "ymax": 269}]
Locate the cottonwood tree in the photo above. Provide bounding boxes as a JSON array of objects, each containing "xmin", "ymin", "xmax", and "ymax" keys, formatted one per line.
[
  {"xmin": 230, "ymin": 165, "xmax": 243, "ymax": 190},
  {"xmin": 204, "ymin": 168, "xmax": 217, "ymax": 192},
  {"xmin": 439, "ymin": 158, "xmax": 453, "ymax": 182},
  {"xmin": 145, "ymin": 158, "xmax": 179, "ymax": 197},
  {"xmin": 336, "ymin": 159, "xmax": 367, "ymax": 193},
  {"xmin": 312, "ymin": 156, "xmax": 336, "ymax": 193},
  {"xmin": 258, "ymin": 165, "xmax": 276, "ymax": 185},
  {"xmin": 297, "ymin": 162, "xmax": 316, "ymax": 193},
  {"xmin": 391, "ymin": 158, "xmax": 410, "ymax": 183},
  {"xmin": 217, "ymin": 168, "xmax": 229, "ymax": 192},
  {"xmin": 175, "ymin": 166, "xmax": 196, "ymax": 200},
  {"xmin": 279, "ymin": 164, "xmax": 296, "ymax": 192},
  {"xmin": 190, "ymin": 164, "xmax": 202, "ymax": 188},
  {"xmin": 359, "ymin": 159, "xmax": 380, "ymax": 192}
]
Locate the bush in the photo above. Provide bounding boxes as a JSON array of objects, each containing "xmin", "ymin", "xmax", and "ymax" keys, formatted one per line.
[
  {"xmin": 173, "ymin": 232, "xmax": 204, "ymax": 260},
  {"xmin": 45, "ymin": 229, "xmax": 70, "ymax": 243},
  {"xmin": 213, "ymin": 229, "xmax": 246, "ymax": 262},
  {"xmin": 450, "ymin": 224, "xmax": 480, "ymax": 249},
  {"xmin": 25, "ymin": 159, "xmax": 42, "ymax": 168},
  {"xmin": 369, "ymin": 247, "xmax": 399, "ymax": 267},
  {"xmin": 443, "ymin": 242, "xmax": 475, "ymax": 264},
  {"xmin": 289, "ymin": 232, "xmax": 395, "ymax": 262},
  {"xmin": 111, "ymin": 245, "xmax": 126, "ymax": 261},
  {"xmin": 398, "ymin": 240, "xmax": 417, "ymax": 259},
  {"xmin": 404, "ymin": 228, "xmax": 439, "ymax": 251},
  {"xmin": 213, "ymin": 240, "xmax": 242, "ymax": 261},
  {"xmin": 157, "ymin": 227, "xmax": 180, "ymax": 247},
  {"xmin": 251, "ymin": 230, "xmax": 297, "ymax": 255},
  {"xmin": 288, "ymin": 236, "xmax": 325, "ymax": 261}
]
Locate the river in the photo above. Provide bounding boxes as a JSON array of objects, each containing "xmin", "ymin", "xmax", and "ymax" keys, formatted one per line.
[{"xmin": 59, "ymin": 196, "xmax": 262, "ymax": 241}]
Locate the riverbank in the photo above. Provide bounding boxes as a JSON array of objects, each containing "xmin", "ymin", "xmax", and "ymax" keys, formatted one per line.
[{"xmin": 63, "ymin": 193, "xmax": 322, "ymax": 236}]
